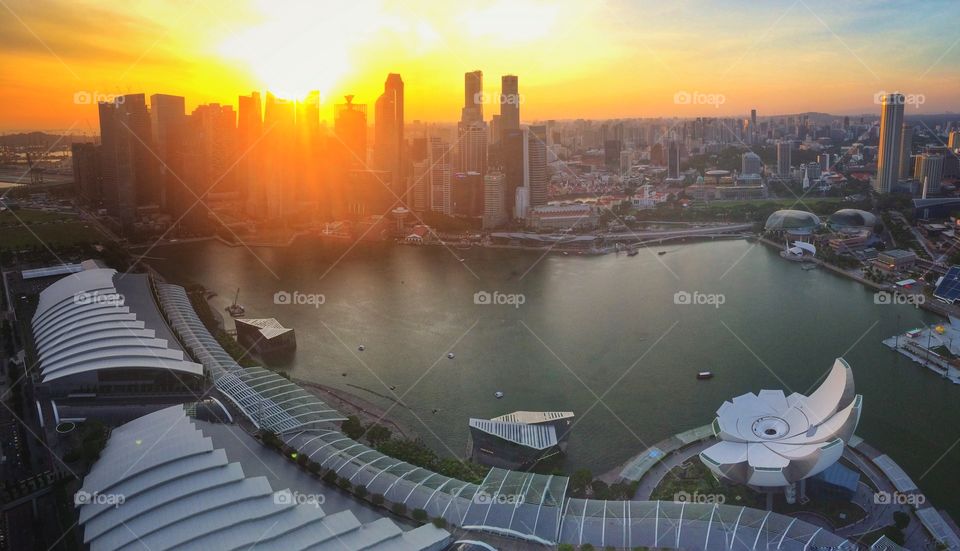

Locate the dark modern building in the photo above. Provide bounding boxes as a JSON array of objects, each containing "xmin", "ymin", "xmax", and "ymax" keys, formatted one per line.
[
  {"xmin": 468, "ymin": 411, "xmax": 573, "ymax": 469},
  {"xmin": 528, "ymin": 125, "xmax": 548, "ymax": 207},
  {"xmin": 374, "ymin": 73, "xmax": 405, "ymax": 202},
  {"xmin": 235, "ymin": 318, "xmax": 296, "ymax": 355}
]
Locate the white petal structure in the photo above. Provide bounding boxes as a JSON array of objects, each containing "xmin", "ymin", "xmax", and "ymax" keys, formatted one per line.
[{"xmin": 699, "ymin": 358, "xmax": 862, "ymax": 487}]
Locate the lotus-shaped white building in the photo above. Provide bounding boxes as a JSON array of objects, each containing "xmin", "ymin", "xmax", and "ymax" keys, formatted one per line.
[{"xmin": 699, "ymin": 358, "xmax": 862, "ymax": 488}]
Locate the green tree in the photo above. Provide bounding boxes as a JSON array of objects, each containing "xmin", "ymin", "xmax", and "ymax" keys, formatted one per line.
[
  {"xmin": 412, "ymin": 508, "xmax": 428, "ymax": 522},
  {"xmin": 341, "ymin": 416, "xmax": 364, "ymax": 439}
]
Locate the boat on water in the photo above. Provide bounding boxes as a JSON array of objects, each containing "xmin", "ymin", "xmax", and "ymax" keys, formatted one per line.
[
  {"xmin": 225, "ymin": 288, "xmax": 245, "ymax": 317},
  {"xmin": 658, "ymin": 251, "xmax": 667, "ymax": 256},
  {"xmin": 358, "ymin": 345, "xmax": 365, "ymax": 351},
  {"xmin": 697, "ymin": 371, "xmax": 714, "ymax": 380},
  {"xmin": 801, "ymin": 263, "xmax": 818, "ymax": 270},
  {"xmin": 627, "ymin": 250, "xmax": 639, "ymax": 257},
  {"xmin": 447, "ymin": 352, "xmax": 455, "ymax": 359},
  {"xmin": 494, "ymin": 391, "xmax": 504, "ymax": 399}
]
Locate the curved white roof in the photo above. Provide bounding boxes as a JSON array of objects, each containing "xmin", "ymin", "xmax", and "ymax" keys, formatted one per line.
[
  {"xmin": 32, "ymin": 268, "xmax": 202, "ymax": 383},
  {"xmin": 700, "ymin": 358, "xmax": 862, "ymax": 487},
  {"xmin": 76, "ymin": 405, "xmax": 450, "ymax": 551}
]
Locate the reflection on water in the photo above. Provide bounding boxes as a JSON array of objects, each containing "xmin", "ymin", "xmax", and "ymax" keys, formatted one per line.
[{"xmin": 148, "ymin": 237, "xmax": 960, "ymax": 518}]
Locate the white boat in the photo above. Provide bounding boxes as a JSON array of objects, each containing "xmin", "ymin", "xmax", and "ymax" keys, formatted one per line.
[
  {"xmin": 358, "ymin": 345, "xmax": 365, "ymax": 351},
  {"xmin": 447, "ymin": 352, "xmax": 455, "ymax": 359},
  {"xmin": 494, "ymin": 391, "xmax": 504, "ymax": 399}
]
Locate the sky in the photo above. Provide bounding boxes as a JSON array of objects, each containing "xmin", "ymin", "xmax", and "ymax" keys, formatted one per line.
[{"xmin": 0, "ymin": 0, "xmax": 958, "ymax": 133}]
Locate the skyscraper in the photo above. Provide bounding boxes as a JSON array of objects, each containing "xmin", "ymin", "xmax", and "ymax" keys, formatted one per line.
[
  {"xmin": 898, "ymin": 123, "xmax": 913, "ymax": 179},
  {"xmin": 263, "ymin": 92, "xmax": 296, "ymax": 219},
  {"xmin": 429, "ymin": 137, "xmax": 451, "ymax": 214},
  {"xmin": 875, "ymin": 93, "xmax": 905, "ymax": 193},
  {"xmin": 150, "ymin": 94, "xmax": 187, "ymax": 212},
  {"xmin": 334, "ymin": 95, "xmax": 367, "ymax": 167},
  {"xmin": 500, "ymin": 75, "xmax": 520, "ymax": 139},
  {"xmin": 502, "ymin": 128, "xmax": 527, "ymax": 218},
  {"xmin": 667, "ymin": 141, "xmax": 680, "ymax": 179},
  {"xmin": 238, "ymin": 91, "xmax": 263, "ymax": 216},
  {"xmin": 458, "ymin": 120, "xmax": 488, "ymax": 175},
  {"xmin": 776, "ymin": 141, "xmax": 791, "ymax": 177},
  {"xmin": 374, "ymin": 74, "xmax": 404, "ymax": 201},
  {"xmin": 483, "ymin": 172, "xmax": 507, "ymax": 229},
  {"xmin": 915, "ymin": 153, "xmax": 944, "ymax": 194},
  {"xmin": 462, "ymin": 70, "xmax": 483, "ymax": 123},
  {"xmin": 97, "ymin": 93, "xmax": 156, "ymax": 224},
  {"xmin": 527, "ymin": 125, "xmax": 548, "ymax": 207}
]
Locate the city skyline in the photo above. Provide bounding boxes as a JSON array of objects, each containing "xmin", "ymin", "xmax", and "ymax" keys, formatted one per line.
[{"xmin": 2, "ymin": 0, "xmax": 960, "ymax": 132}]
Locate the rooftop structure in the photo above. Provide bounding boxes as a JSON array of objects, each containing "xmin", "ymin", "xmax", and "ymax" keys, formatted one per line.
[
  {"xmin": 76, "ymin": 405, "xmax": 450, "ymax": 551},
  {"xmin": 700, "ymin": 358, "xmax": 862, "ymax": 488},
  {"xmin": 32, "ymin": 267, "xmax": 203, "ymax": 396},
  {"xmin": 764, "ymin": 210, "xmax": 821, "ymax": 234},
  {"xmin": 828, "ymin": 209, "xmax": 880, "ymax": 233},
  {"xmin": 468, "ymin": 410, "xmax": 574, "ymax": 469},
  {"xmin": 235, "ymin": 317, "xmax": 296, "ymax": 355},
  {"xmin": 934, "ymin": 266, "xmax": 960, "ymax": 304}
]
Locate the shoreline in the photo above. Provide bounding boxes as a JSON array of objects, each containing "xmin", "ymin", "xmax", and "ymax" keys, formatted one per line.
[{"xmin": 294, "ymin": 378, "xmax": 420, "ymax": 441}]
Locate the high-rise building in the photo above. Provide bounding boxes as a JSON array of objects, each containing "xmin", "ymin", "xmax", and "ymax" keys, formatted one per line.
[
  {"xmin": 875, "ymin": 93, "xmax": 905, "ymax": 193},
  {"xmin": 97, "ymin": 94, "xmax": 156, "ymax": 224},
  {"xmin": 458, "ymin": 121, "xmax": 488, "ymax": 175},
  {"xmin": 502, "ymin": 128, "xmax": 527, "ymax": 218},
  {"xmin": 374, "ymin": 74, "xmax": 404, "ymax": 202},
  {"xmin": 452, "ymin": 172, "xmax": 483, "ymax": 216},
  {"xmin": 500, "ymin": 75, "xmax": 520, "ymax": 139},
  {"xmin": 263, "ymin": 92, "xmax": 296, "ymax": 219},
  {"xmin": 741, "ymin": 152, "xmax": 762, "ymax": 176},
  {"xmin": 187, "ymin": 103, "xmax": 237, "ymax": 197},
  {"xmin": 750, "ymin": 109, "xmax": 757, "ymax": 144},
  {"xmin": 149, "ymin": 94, "xmax": 186, "ymax": 211},
  {"xmin": 898, "ymin": 123, "xmax": 913, "ymax": 179},
  {"xmin": 915, "ymin": 153, "xmax": 944, "ymax": 194},
  {"xmin": 71, "ymin": 143, "xmax": 101, "ymax": 204},
  {"xmin": 776, "ymin": 141, "xmax": 791, "ymax": 177},
  {"xmin": 527, "ymin": 125, "xmax": 548, "ymax": 207},
  {"xmin": 334, "ymin": 95, "xmax": 367, "ymax": 167},
  {"xmin": 238, "ymin": 91, "xmax": 263, "ymax": 216},
  {"xmin": 483, "ymin": 172, "xmax": 507, "ymax": 229},
  {"xmin": 411, "ymin": 160, "xmax": 429, "ymax": 213},
  {"xmin": 604, "ymin": 140, "xmax": 622, "ymax": 170},
  {"xmin": 667, "ymin": 141, "xmax": 680, "ymax": 179},
  {"xmin": 462, "ymin": 70, "xmax": 483, "ymax": 123},
  {"xmin": 429, "ymin": 137, "xmax": 451, "ymax": 214},
  {"xmin": 949, "ymin": 130, "xmax": 959, "ymax": 149}
]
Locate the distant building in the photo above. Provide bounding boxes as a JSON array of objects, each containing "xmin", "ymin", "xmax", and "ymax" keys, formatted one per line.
[
  {"xmin": 98, "ymin": 94, "xmax": 157, "ymax": 224},
  {"xmin": 374, "ymin": 74, "xmax": 405, "ymax": 202},
  {"xmin": 514, "ymin": 186, "xmax": 530, "ymax": 219},
  {"xmin": 741, "ymin": 152, "xmax": 762, "ymax": 176},
  {"xmin": 667, "ymin": 141, "xmax": 680, "ymax": 179},
  {"xmin": 499, "ymin": 75, "xmax": 520, "ymax": 139},
  {"xmin": 71, "ymin": 143, "xmax": 101, "ymax": 205},
  {"xmin": 429, "ymin": 137, "xmax": 452, "ymax": 214},
  {"xmin": 502, "ymin": 128, "xmax": 527, "ymax": 218},
  {"xmin": 451, "ymin": 172, "xmax": 483, "ymax": 217},
  {"xmin": 898, "ymin": 123, "xmax": 913, "ymax": 179},
  {"xmin": 875, "ymin": 249, "xmax": 917, "ymax": 272},
  {"xmin": 483, "ymin": 172, "xmax": 507, "ymax": 229},
  {"xmin": 334, "ymin": 95, "xmax": 367, "ymax": 167},
  {"xmin": 915, "ymin": 153, "xmax": 944, "ymax": 195},
  {"xmin": 235, "ymin": 318, "xmax": 296, "ymax": 356},
  {"xmin": 525, "ymin": 204, "xmax": 597, "ymax": 231},
  {"xmin": 875, "ymin": 93, "xmax": 905, "ymax": 193},
  {"xmin": 527, "ymin": 125, "xmax": 548, "ymax": 207},
  {"xmin": 776, "ymin": 141, "xmax": 791, "ymax": 177}
]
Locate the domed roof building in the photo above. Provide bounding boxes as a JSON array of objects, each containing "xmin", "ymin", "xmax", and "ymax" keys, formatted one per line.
[
  {"xmin": 828, "ymin": 209, "xmax": 880, "ymax": 233},
  {"xmin": 764, "ymin": 210, "xmax": 821, "ymax": 235}
]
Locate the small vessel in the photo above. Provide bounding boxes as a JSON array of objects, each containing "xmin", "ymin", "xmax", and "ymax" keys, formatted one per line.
[
  {"xmin": 358, "ymin": 345, "xmax": 365, "ymax": 351},
  {"xmin": 562, "ymin": 252, "xmax": 569, "ymax": 256},
  {"xmin": 494, "ymin": 391, "xmax": 504, "ymax": 399},
  {"xmin": 225, "ymin": 288, "xmax": 245, "ymax": 317},
  {"xmin": 697, "ymin": 371, "xmax": 714, "ymax": 380},
  {"xmin": 658, "ymin": 251, "xmax": 667, "ymax": 256},
  {"xmin": 447, "ymin": 352, "xmax": 455, "ymax": 359},
  {"xmin": 627, "ymin": 250, "xmax": 639, "ymax": 257}
]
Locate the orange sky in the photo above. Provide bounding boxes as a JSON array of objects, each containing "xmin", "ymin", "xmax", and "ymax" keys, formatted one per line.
[{"xmin": 1, "ymin": 0, "xmax": 958, "ymax": 133}]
